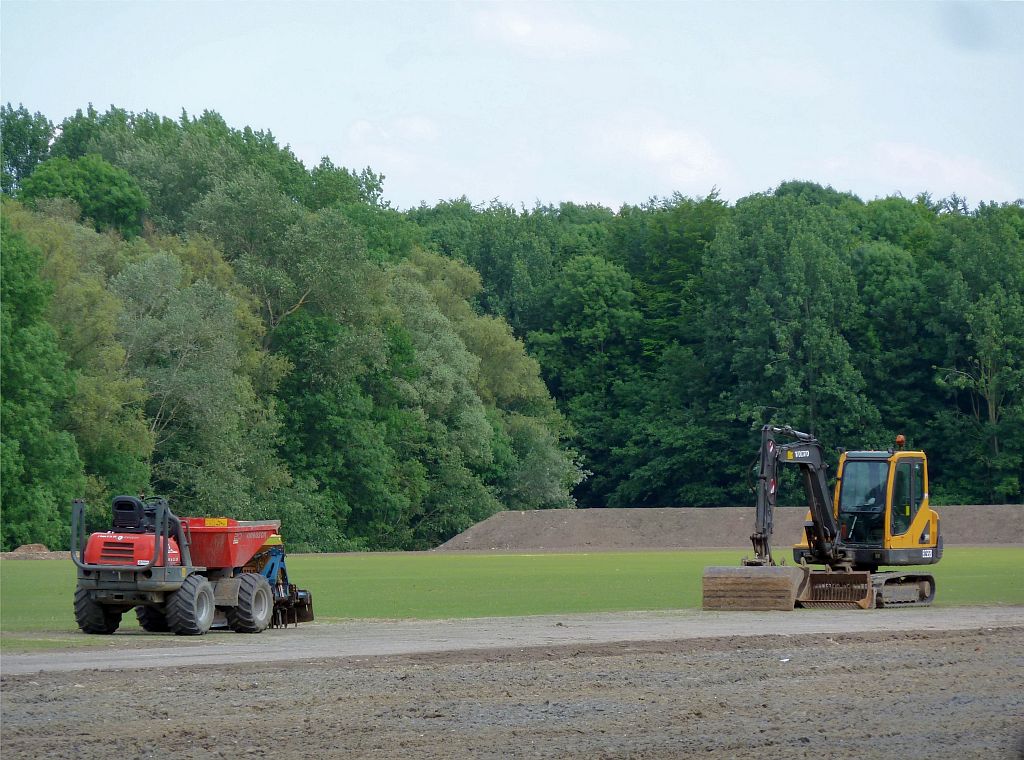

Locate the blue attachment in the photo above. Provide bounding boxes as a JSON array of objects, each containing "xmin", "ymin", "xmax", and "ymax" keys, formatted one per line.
[{"xmin": 258, "ymin": 546, "xmax": 291, "ymax": 599}]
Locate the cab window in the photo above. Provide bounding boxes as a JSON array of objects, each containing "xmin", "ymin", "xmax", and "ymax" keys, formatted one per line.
[
  {"xmin": 837, "ymin": 460, "xmax": 889, "ymax": 545},
  {"xmin": 891, "ymin": 460, "xmax": 923, "ymax": 536}
]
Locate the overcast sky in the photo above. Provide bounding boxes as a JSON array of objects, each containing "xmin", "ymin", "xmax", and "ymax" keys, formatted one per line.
[{"xmin": 2, "ymin": 1, "xmax": 1022, "ymax": 210}]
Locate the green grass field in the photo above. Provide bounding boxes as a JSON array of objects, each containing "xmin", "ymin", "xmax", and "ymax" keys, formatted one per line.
[{"xmin": 2, "ymin": 547, "xmax": 1021, "ymax": 639}]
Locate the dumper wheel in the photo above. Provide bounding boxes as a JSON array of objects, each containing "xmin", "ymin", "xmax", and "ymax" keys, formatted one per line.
[
  {"xmin": 227, "ymin": 573, "xmax": 274, "ymax": 633},
  {"xmin": 136, "ymin": 605, "xmax": 170, "ymax": 632},
  {"xmin": 74, "ymin": 588, "xmax": 122, "ymax": 634},
  {"xmin": 166, "ymin": 574, "xmax": 215, "ymax": 636}
]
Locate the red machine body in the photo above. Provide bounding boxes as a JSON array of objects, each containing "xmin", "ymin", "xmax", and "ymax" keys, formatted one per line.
[
  {"xmin": 179, "ymin": 517, "xmax": 279, "ymax": 568},
  {"xmin": 83, "ymin": 518, "xmax": 280, "ymax": 570},
  {"xmin": 83, "ymin": 532, "xmax": 181, "ymax": 567}
]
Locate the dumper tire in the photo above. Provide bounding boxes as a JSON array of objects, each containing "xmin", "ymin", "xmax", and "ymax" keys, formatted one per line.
[
  {"xmin": 74, "ymin": 588, "xmax": 122, "ymax": 634},
  {"xmin": 166, "ymin": 574, "xmax": 215, "ymax": 636},
  {"xmin": 227, "ymin": 573, "xmax": 274, "ymax": 633},
  {"xmin": 136, "ymin": 605, "xmax": 170, "ymax": 632}
]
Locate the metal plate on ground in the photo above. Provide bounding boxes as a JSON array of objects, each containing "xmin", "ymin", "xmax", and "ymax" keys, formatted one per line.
[{"xmin": 701, "ymin": 566, "xmax": 807, "ymax": 611}]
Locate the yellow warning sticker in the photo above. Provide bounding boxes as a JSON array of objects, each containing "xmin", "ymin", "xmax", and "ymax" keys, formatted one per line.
[{"xmin": 204, "ymin": 517, "xmax": 229, "ymax": 527}]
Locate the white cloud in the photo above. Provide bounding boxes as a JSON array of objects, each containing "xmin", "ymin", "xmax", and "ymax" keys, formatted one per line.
[
  {"xmin": 750, "ymin": 58, "xmax": 830, "ymax": 98},
  {"xmin": 347, "ymin": 119, "xmax": 380, "ymax": 145},
  {"xmin": 472, "ymin": 5, "xmax": 627, "ymax": 58},
  {"xmin": 337, "ymin": 115, "xmax": 510, "ymax": 207},
  {"xmin": 825, "ymin": 141, "xmax": 1019, "ymax": 203},
  {"xmin": 339, "ymin": 117, "xmax": 440, "ymax": 192},
  {"xmin": 393, "ymin": 115, "xmax": 440, "ymax": 143},
  {"xmin": 588, "ymin": 118, "xmax": 729, "ymax": 194},
  {"xmin": 347, "ymin": 115, "xmax": 439, "ymax": 147}
]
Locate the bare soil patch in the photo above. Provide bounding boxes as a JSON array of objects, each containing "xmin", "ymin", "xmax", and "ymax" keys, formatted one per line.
[{"xmin": 2, "ymin": 625, "xmax": 1021, "ymax": 759}]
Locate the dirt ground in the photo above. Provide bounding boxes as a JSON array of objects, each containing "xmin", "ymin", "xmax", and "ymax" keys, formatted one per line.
[{"xmin": 1, "ymin": 624, "xmax": 1021, "ymax": 759}]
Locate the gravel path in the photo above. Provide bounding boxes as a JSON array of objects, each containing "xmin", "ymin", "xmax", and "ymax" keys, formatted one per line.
[{"xmin": 2, "ymin": 605, "xmax": 1022, "ymax": 675}]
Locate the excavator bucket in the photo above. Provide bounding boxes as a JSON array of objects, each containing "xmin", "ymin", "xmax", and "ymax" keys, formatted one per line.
[
  {"xmin": 796, "ymin": 571, "xmax": 874, "ymax": 609},
  {"xmin": 701, "ymin": 566, "xmax": 808, "ymax": 611}
]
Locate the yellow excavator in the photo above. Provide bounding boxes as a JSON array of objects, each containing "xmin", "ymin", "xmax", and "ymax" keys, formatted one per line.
[{"xmin": 702, "ymin": 425, "xmax": 942, "ymax": 610}]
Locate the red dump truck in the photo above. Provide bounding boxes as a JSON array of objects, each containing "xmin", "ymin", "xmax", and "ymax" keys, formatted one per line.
[{"xmin": 71, "ymin": 496, "xmax": 313, "ymax": 635}]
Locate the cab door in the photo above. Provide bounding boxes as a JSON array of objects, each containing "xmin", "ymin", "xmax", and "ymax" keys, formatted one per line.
[{"xmin": 888, "ymin": 457, "xmax": 925, "ymax": 545}]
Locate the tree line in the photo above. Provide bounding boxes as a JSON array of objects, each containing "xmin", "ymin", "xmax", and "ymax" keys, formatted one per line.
[{"xmin": 2, "ymin": 103, "xmax": 1021, "ymax": 551}]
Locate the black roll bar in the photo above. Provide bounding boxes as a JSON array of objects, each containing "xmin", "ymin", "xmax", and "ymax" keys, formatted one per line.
[{"xmin": 70, "ymin": 498, "xmax": 195, "ymax": 572}]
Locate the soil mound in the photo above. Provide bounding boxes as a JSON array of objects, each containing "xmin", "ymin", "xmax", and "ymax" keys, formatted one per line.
[
  {"xmin": 12, "ymin": 543, "xmax": 50, "ymax": 553},
  {"xmin": 436, "ymin": 504, "xmax": 1023, "ymax": 552},
  {"xmin": 1, "ymin": 543, "xmax": 68, "ymax": 560}
]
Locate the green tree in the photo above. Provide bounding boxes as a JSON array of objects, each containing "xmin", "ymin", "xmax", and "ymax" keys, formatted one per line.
[
  {"xmin": 49, "ymin": 104, "xmax": 102, "ymax": 161},
  {"xmin": 188, "ymin": 172, "xmax": 386, "ymax": 349},
  {"xmin": 528, "ymin": 254, "xmax": 642, "ymax": 505},
  {"xmin": 848, "ymin": 242, "xmax": 934, "ymax": 429},
  {"xmin": 1, "ymin": 103, "xmax": 54, "ymax": 193},
  {"xmin": 931, "ymin": 202, "xmax": 1024, "ymax": 502},
  {"xmin": 20, "ymin": 154, "xmax": 149, "ymax": 237},
  {"xmin": 606, "ymin": 344, "xmax": 733, "ymax": 507},
  {"xmin": 310, "ymin": 158, "xmax": 387, "ymax": 209},
  {"xmin": 3, "ymin": 200, "xmax": 152, "ymax": 522},
  {"xmin": 858, "ymin": 195, "xmax": 937, "ymax": 256},
  {"xmin": 529, "ymin": 254, "xmax": 641, "ymax": 399},
  {"xmin": 703, "ymin": 193, "xmax": 879, "ymax": 445},
  {"xmin": 100, "ymin": 113, "xmax": 241, "ymax": 233},
  {"xmin": 401, "ymin": 249, "xmax": 582, "ymax": 510},
  {"xmin": 273, "ymin": 312, "xmax": 419, "ymax": 550},
  {"xmin": 110, "ymin": 251, "xmax": 288, "ymax": 514},
  {"xmin": 409, "ymin": 201, "xmax": 564, "ymax": 335},
  {"xmin": 1, "ymin": 218, "xmax": 85, "ymax": 549},
  {"xmin": 387, "ymin": 263, "xmax": 506, "ymax": 542},
  {"xmin": 608, "ymin": 193, "xmax": 727, "ymax": 352}
]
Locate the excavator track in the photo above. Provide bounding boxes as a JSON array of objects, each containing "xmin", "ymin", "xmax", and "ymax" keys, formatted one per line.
[{"xmin": 872, "ymin": 571, "xmax": 936, "ymax": 607}]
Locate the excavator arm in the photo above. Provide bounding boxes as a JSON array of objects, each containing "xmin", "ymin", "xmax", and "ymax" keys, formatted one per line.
[{"xmin": 748, "ymin": 425, "xmax": 845, "ymax": 568}]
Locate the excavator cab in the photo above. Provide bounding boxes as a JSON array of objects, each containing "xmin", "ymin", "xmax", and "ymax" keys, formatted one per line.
[{"xmin": 795, "ymin": 448, "xmax": 941, "ymax": 572}]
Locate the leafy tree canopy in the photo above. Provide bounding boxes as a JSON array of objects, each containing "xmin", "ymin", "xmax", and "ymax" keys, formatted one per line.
[{"xmin": 20, "ymin": 154, "xmax": 149, "ymax": 237}]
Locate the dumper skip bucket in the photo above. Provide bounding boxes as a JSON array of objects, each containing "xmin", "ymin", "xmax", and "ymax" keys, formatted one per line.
[{"xmin": 181, "ymin": 517, "xmax": 281, "ymax": 569}]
